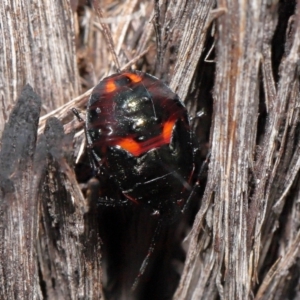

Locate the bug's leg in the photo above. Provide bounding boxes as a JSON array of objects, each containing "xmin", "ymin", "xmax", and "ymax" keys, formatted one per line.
[
  {"xmin": 181, "ymin": 151, "xmax": 211, "ymax": 213},
  {"xmin": 71, "ymin": 107, "xmax": 84, "ymax": 122},
  {"xmin": 86, "ymin": 177, "xmax": 131, "ymax": 207},
  {"xmin": 131, "ymin": 218, "xmax": 163, "ymax": 291}
]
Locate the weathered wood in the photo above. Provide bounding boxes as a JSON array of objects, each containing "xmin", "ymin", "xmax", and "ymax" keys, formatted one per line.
[
  {"xmin": 0, "ymin": 0, "xmax": 80, "ymax": 135},
  {"xmin": 0, "ymin": 85, "xmax": 42, "ymax": 300},
  {"xmin": 37, "ymin": 117, "xmax": 103, "ymax": 299},
  {"xmin": 1, "ymin": 0, "xmax": 300, "ymax": 299},
  {"xmin": 175, "ymin": 1, "xmax": 300, "ymax": 300},
  {"xmin": 0, "ymin": 87, "xmax": 105, "ymax": 299}
]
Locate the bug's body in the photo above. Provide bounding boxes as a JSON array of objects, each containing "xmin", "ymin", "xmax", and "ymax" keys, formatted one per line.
[{"xmin": 86, "ymin": 70, "xmax": 194, "ymax": 221}]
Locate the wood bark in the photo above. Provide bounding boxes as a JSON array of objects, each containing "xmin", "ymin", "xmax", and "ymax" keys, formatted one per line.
[
  {"xmin": 0, "ymin": 0, "xmax": 80, "ymax": 135},
  {"xmin": 1, "ymin": 0, "xmax": 300, "ymax": 300}
]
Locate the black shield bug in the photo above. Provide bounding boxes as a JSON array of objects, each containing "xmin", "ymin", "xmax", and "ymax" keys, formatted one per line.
[
  {"xmin": 86, "ymin": 70, "xmax": 194, "ymax": 220},
  {"xmin": 85, "ymin": 70, "xmax": 201, "ymax": 289},
  {"xmin": 75, "ymin": 1, "xmax": 205, "ymax": 291}
]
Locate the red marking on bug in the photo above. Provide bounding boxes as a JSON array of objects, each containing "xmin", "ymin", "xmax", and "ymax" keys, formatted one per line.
[
  {"xmin": 123, "ymin": 192, "xmax": 139, "ymax": 204},
  {"xmin": 115, "ymin": 119, "xmax": 176, "ymax": 156}
]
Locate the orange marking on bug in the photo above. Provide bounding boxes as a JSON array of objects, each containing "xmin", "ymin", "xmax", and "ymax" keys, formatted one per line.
[
  {"xmin": 105, "ymin": 79, "xmax": 117, "ymax": 92},
  {"xmin": 162, "ymin": 119, "xmax": 176, "ymax": 143},
  {"xmin": 115, "ymin": 119, "xmax": 176, "ymax": 156},
  {"xmin": 118, "ymin": 138, "xmax": 142, "ymax": 156},
  {"xmin": 126, "ymin": 73, "xmax": 142, "ymax": 83}
]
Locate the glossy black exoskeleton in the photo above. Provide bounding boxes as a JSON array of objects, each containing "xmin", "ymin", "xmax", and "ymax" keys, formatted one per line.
[{"xmin": 85, "ymin": 70, "xmax": 195, "ymax": 222}]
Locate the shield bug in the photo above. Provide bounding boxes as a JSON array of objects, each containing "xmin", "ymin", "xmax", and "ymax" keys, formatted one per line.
[
  {"xmin": 78, "ymin": 1, "xmax": 204, "ymax": 291},
  {"xmin": 85, "ymin": 70, "xmax": 200, "ymax": 288},
  {"xmin": 85, "ymin": 70, "xmax": 195, "ymax": 221}
]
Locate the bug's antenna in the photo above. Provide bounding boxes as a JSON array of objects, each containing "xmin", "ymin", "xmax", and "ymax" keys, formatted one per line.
[
  {"xmin": 92, "ymin": 0, "xmax": 121, "ymax": 72},
  {"xmin": 131, "ymin": 218, "xmax": 163, "ymax": 291}
]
